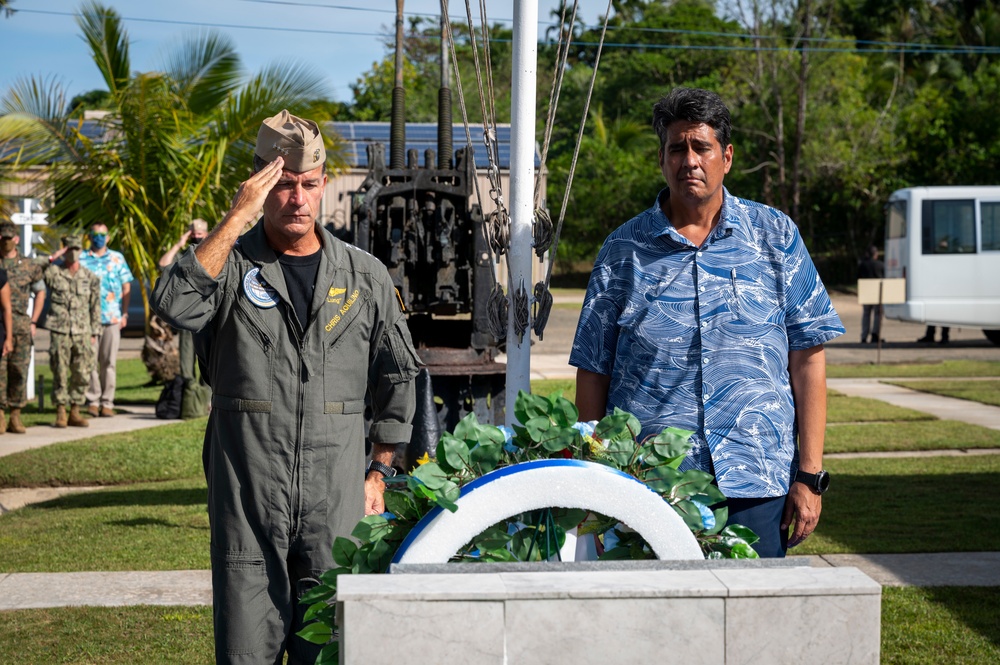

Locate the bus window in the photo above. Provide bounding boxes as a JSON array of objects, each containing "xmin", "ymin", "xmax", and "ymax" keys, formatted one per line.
[
  {"xmin": 921, "ymin": 199, "xmax": 976, "ymax": 254},
  {"xmin": 982, "ymin": 201, "xmax": 1000, "ymax": 251},
  {"xmin": 887, "ymin": 200, "xmax": 906, "ymax": 238}
]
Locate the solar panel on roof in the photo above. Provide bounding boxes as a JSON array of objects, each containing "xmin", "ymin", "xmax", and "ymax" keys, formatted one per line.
[{"xmin": 327, "ymin": 121, "xmax": 539, "ymax": 169}]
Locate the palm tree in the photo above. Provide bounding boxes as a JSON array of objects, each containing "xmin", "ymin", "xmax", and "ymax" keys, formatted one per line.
[{"xmin": 0, "ymin": 1, "xmax": 343, "ymax": 323}]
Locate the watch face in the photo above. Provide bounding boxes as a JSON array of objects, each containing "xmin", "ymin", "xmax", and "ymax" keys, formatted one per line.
[{"xmin": 817, "ymin": 470, "xmax": 831, "ymax": 493}]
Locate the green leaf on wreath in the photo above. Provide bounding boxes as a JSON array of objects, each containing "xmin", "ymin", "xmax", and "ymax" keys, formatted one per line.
[
  {"xmin": 651, "ymin": 427, "xmax": 694, "ymax": 459},
  {"xmin": 297, "ymin": 622, "xmax": 333, "ymax": 645},
  {"xmin": 722, "ymin": 524, "xmax": 760, "ymax": 546},
  {"xmin": 730, "ymin": 542, "xmax": 760, "ymax": 559},
  {"xmin": 383, "ymin": 491, "xmax": 420, "ymax": 521},
  {"xmin": 331, "ymin": 537, "xmax": 358, "ymax": 567},
  {"xmin": 670, "ymin": 469, "xmax": 715, "ymax": 498},
  {"xmin": 525, "ymin": 415, "xmax": 552, "ymax": 442},
  {"xmin": 595, "ymin": 411, "xmax": 630, "ymax": 441},
  {"xmin": 474, "ymin": 523, "xmax": 513, "ymax": 551},
  {"xmin": 316, "ymin": 642, "xmax": 340, "ymax": 665},
  {"xmin": 365, "ymin": 538, "xmax": 394, "ymax": 572},
  {"xmin": 478, "ymin": 547, "xmax": 518, "ymax": 562},
  {"xmin": 351, "ymin": 515, "xmax": 391, "ymax": 542},
  {"xmin": 453, "ymin": 412, "xmax": 481, "ymax": 442},
  {"xmin": 540, "ymin": 426, "xmax": 578, "ymax": 452},
  {"xmin": 439, "ymin": 433, "xmax": 472, "ymax": 472},
  {"xmin": 551, "ymin": 508, "xmax": 589, "ymax": 531},
  {"xmin": 549, "ymin": 393, "xmax": 579, "ymax": 427},
  {"xmin": 319, "ymin": 567, "xmax": 350, "ymax": 586},
  {"xmin": 673, "ymin": 499, "xmax": 709, "ymax": 531},
  {"xmin": 515, "ymin": 390, "xmax": 551, "ymax": 425},
  {"xmin": 303, "ymin": 600, "xmax": 336, "ymax": 623},
  {"xmin": 412, "ymin": 461, "xmax": 449, "ymax": 490},
  {"xmin": 470, "ymin": 439, "xmax": 503, "ymax": 473},
  {"xmin": 298, "ymin": 585, "xmax": 334, "ymax": 606},
  {"xmin": 603, "ymin": 434, "xmax": 635, "ymax": 465},
  {"xmin": 704, "ymin": 506, "xmax": 728, "ymax": 536}
]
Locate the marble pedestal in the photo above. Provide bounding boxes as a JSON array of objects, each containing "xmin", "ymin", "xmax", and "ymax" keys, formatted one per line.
[{"xmin": 337, "ymin": 561, "xmax": 881, "ymax": 664}]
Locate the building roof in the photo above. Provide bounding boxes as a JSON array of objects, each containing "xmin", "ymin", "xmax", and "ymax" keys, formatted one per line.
[{"xmin": 328, "ymin": 122, "xmax": 540, "ymax": 170}]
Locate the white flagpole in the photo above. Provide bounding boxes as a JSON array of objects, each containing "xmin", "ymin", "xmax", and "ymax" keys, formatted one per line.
[{"xmin": 505, "ymin": 0, "xmax": 538, "ymax": 426}]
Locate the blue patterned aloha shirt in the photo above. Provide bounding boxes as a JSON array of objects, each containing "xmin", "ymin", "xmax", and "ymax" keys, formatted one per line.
[
  {"xmin": 81, "ymin": 249, "xmax": 135, "ymax": 326},
  {"xmin": 569, "ymin": 188, "xmax": 844, "ymax": 498}
]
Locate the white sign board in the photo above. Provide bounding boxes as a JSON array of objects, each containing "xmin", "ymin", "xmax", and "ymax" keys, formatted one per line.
[{"xmin": 858, "ymin": 278, "xmax": 906, "ymax": 305}]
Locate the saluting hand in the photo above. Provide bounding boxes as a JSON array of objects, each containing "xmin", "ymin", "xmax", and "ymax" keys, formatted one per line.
[{"xmin": 228, "ymin": 157, "xmax": 284, "ymax": 224}]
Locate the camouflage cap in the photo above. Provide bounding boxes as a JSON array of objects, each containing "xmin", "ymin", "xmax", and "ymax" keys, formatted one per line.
[
  {"xmin": 255, "ymin": 110, "xmax": 326, "ymax": 172},
  {"xmin": 62, "ymin": 234, "xmax": 83, "ymax": 249},
  {"xmin": 0, "ymin": 221, "xmax": 17, "ymax": 238}
]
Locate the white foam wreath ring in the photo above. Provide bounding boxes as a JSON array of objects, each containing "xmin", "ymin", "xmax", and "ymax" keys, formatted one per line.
[{"xmin": 391, "ymin": 459, "xmax": 704, "ymax": 564}]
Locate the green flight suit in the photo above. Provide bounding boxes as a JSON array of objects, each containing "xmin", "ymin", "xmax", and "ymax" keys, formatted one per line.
[{"xmin": 151, "ymin": 222, "xmax": 419, "ymax": 664}]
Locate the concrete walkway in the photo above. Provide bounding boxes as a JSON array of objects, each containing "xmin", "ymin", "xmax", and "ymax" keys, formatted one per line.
[
  {"xmin": 2, "ymin": 550, "xmax": 998, "ymax": 611},
  {"xmin": 0, "ymin": 404, "xmax": 176, "ymax": 458},
  {"xmin": 828, "ymin": 377, "xmax": 1000, "ymax": 430}
]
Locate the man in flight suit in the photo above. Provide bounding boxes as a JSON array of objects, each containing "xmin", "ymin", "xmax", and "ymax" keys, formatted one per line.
[{"xmin": 152, "ymin": 110, "xmax": 419, "ymax": 664}]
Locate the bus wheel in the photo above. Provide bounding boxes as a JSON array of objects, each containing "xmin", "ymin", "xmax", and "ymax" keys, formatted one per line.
[{"xmin": 985, "ymin": 330, "xmax": 1000, "ymax": 346}]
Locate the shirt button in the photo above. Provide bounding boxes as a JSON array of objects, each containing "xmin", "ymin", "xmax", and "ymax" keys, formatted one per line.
[
  {"xmin": 703, "ymin": 358, "xmax": 709, "ymax": 365},
  {"xmin": 705, "ymin": 429, "xmax": 712, "ymax": 435},
  {"xmin": 697, "ymin": 251, "xmax": 703, "ymax": 257},
  {"xmin": 699, "ymin": 286, "xmax": 706, "ymax": 292},
  {"xmin": 703, "ymin": 394, "xmax": 710, "ymax": 401},
  {"xmin": 701, "ymin": 321, "xmax": 708, "ymax": 328}
]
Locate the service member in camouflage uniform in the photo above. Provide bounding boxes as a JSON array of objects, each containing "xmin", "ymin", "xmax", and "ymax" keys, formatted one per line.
[
  {"xmin": 44, "ymin": 234, "xmax": 101, "ymax": 428},
  {"xmin": 0, "ymin": 221, "xmax": 47, "ymax": 433},
  {"xmin": 152, "ymin": 111, "xmax": 419, "ymax": 665}
]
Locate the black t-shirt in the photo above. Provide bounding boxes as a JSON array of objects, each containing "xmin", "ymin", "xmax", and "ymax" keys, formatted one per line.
[
  {"xmin": 278, "ymin": 250, "xmax": 322, "ymax": 330},
  {"xmin": 857, "ymin": 257, "xmax": 884, "ymax": 280}
]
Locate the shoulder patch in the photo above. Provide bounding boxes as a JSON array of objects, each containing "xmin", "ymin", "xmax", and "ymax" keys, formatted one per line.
[{"xmin": 242, "ymin": 267, "xmax": 279, "ymax": 309}]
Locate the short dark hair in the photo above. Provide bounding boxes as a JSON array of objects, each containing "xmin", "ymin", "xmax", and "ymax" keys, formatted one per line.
[
  {"xmin": 652, "ymin": 87, "xmax": 732, "ymax": 150},
  {"xmin": 867, "ymin": 245, "xmax": 879, "ymax": 259}
]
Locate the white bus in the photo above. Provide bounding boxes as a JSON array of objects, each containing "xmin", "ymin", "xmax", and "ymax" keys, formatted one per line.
[{"xmin": 883, "ymin": 186, "xmax": 1000, "ymax": 346}]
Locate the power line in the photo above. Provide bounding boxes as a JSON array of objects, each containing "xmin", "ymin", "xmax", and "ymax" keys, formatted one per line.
[{"xmin": 13, "ymin": 7, "xmax": 1000, "ymax": 56}]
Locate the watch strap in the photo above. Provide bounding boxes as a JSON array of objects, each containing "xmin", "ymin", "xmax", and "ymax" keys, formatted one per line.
[{"xmin": 366, "ymin": 460, "xmax": 396, "ymax": 479}]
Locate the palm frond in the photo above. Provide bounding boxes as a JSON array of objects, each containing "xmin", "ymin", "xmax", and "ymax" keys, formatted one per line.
[
  {"xmin": 77, "ymin": 2, "xmax": 130, "ymax": 97},
  {"xmin": 165, "ymin": 31, "xmax": 243, "ymax": 116}
]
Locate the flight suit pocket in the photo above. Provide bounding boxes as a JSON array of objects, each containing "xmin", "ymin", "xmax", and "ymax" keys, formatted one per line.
[
  {"xmin": 220, "ymin": 304, "xmax": 275, "ymax": 402},
  {"xmin": 384, "ymin": 320, "xmax": 420, "ymax": 384},
  {"xmin": 211, "ymin": 549, "xmax": 269, "ymax": 656}
]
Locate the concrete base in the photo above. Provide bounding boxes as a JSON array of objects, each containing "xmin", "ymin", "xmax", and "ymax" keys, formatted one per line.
[{"xmin": 338, "ymin": 563, "xmax": 881, "ymax": 664}]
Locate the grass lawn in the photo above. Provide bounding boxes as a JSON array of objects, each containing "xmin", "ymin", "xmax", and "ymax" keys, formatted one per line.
[
  {"xmin": 0, "ymin": 478, "xmax": 209, "ymax": 572},
  {"xmin": 794, "ymin": 454, "xmax": 1000, "ymax": 555},
  {"xmin": 0, "ymin": 605, "xmax": 215, "ymax": 664},
  {"xmin": 881, "ymin": 587, "xmax": 1000, "ymax": 664},
  {"xmin": 0, "ymin": 587, "xmax": 995, "ymax": 664},
  {"xmin": 885, "ymin": 378, "xmax": 1000, "ymax": 408},
  {"xmin": 825, "ymin": 420, "xmax": 1000, "ymax": 453},
  {"xmin": 0, "ymin": 418, "xmax": 206, "ymax": 488},
  {"xmin": 828, "ymin": 359, "xmax": 1000, "ymax": 378}
]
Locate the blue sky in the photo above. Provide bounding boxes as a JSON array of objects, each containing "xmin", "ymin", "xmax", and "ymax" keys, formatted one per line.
[{"xmin": 0, "ymin": 0, "xmax": 611, "ymax": 105}]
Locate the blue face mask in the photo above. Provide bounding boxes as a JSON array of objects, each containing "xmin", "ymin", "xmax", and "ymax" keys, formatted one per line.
[{"xmin": 90, "ymin": 233, "xmax": 107, "ymax": 250}]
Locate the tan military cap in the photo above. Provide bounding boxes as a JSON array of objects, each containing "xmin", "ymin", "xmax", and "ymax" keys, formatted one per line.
[
  {"xmin": 62, "ymin": 234, "xmax": 83, "ymax": 249},
  {"xmin": 255, "ymin": 110, "xmax": 326, "ymax": 172},
  {"xmin": 0, "ymin": 221, "xmax": 17, "ymax": 238},
  {"xmin": 191, "ymin": 218, "xmax": 209, "ymax": 234}
]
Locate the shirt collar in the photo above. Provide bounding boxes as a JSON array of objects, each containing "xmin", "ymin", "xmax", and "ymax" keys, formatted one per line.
[{"xmin": 649, "ymin": 187, "xmax": 741, "ymax": 245}]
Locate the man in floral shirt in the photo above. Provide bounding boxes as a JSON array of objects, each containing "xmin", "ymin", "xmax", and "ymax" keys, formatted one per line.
[
  {"xmin": 571, "ymin": 88, "xmax": 844, "ymax": 558},
  {"xmin": 80, "ymin": 223, "xmax": 134, "ymax": 417}
]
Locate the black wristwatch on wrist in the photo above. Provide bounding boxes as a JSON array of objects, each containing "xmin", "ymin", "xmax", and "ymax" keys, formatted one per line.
[
  {"xmin": 365, "ymin": 460, "xmax": 396, "ymax": 480},
  {"xmin": 794, "ymin": 469, "xmax": 830, "ymax": 495}
]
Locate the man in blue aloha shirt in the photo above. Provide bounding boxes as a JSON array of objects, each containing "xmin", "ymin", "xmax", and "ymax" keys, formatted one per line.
[
  {"xmin": 570, "ymin": 87, "xmax": 845, "ymax": 557},
  {"xmin": 80, "ymin": 223, "xmax": 134, "ymax": 417}
]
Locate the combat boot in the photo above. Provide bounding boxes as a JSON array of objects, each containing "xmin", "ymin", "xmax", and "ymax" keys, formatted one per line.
[
  {"xmin": 0, "ymin": 409, "xmax": 6, "ymax": 434},
  {"xmin": 68, "ymin": 404, "xmax": 89, "ymax": 428},
  {"xmin": 8, "ymin": 409, "xmax": 26, "ymax": 434},
  {"xmin": 55, "ymin": 405, "xmax": 68, "ymax": 428}
]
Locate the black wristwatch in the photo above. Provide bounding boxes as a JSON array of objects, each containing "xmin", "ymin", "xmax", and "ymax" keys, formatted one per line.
[
  {"xmin": 794, "ymin": 469, "xmax": 830, "ymax": 495},
  {"xmin": 366, "ymin": 460, "xmax": 397, "ymax": 479}
]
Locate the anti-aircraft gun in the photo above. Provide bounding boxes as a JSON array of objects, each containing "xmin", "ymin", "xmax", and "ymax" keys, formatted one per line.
[{"xmin": 348, "ymin": 9, "xmax": 505, "ymax": 468}]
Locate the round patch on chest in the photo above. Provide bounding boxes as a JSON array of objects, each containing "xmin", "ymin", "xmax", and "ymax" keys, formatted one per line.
[{"xmin": 242, "ymin": 267, "xmax": 279, "ymax": 309}]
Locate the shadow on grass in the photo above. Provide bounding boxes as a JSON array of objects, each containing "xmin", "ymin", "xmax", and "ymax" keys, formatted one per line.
[
  {"xmin": 927, "ymin": 587, "xmax": 1000, "ymax": 650},
  {"xmin": 809, "ymin": 472, "xmax": 1000, "ymax": 554},
  {"xmin": 32, "ymin": 487, "xmax": 206, "ymax": 511},
  {"xmin": 105, "ymin": 517, "xmax": 201, "ymax": 529}
]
